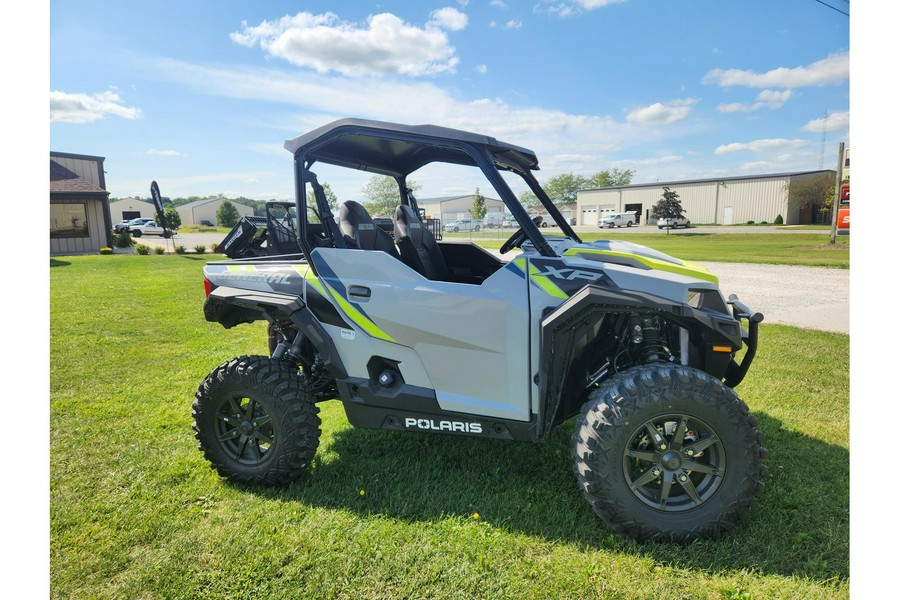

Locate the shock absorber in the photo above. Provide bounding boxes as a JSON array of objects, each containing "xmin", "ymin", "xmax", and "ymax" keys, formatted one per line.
[{"xmin": 637, "ymin": 316, "xmax": 666, "ymax": 364}]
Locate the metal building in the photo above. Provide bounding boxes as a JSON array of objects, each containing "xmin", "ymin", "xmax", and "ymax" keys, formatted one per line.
[{"xmin": 576, "ymin": 170, "xmax": 836, "ymax": 227}]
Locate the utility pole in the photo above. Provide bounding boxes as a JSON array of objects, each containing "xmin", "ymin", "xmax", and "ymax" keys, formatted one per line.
[{"xmin": 829, "ymin": 142, "xmax": 844, "ymax": 245}]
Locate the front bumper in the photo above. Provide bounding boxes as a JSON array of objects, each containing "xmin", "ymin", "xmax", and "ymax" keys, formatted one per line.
[{"xmin": 723, "ymin": 294, "xmax": 764, "ymax": 388}]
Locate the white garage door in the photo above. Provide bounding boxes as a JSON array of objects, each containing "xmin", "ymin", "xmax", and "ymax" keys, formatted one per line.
[{"xmin": 581, "ymin": 207, "xmax": 598, "ymax": 226}]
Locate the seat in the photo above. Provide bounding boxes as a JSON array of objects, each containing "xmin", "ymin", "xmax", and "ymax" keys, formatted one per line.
[
  {"xmin": 393, "ymin": 204, "xmax": 448, "ymax": 280},
  {"xmin": 338, "ymin": 201, "xmax": 400, "ymax": 259}
]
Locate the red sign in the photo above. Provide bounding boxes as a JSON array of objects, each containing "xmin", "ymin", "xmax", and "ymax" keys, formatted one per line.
[{"xmin": 840, "ymin": 184, "xmax": 849, "ymax": 203}]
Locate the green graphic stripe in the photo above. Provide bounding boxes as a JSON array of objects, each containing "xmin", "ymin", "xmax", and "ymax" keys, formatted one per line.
[
  {"xmin": 527, "ymin": 264, "xmax": 569, "ymax": 299},
  {"xmin": 563, "ymin": 249, "xmax": 718, "ymax": 283},
  {"xmin": 321, "ymin": 282, "xmax": 396, "ymax": 343}
]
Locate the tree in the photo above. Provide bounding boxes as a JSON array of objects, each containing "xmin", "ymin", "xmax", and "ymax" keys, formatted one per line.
[
  {"xmin": 216, "ymin": 200, "xmax": 240, "ymax": 228},
  {"xmin": 518, "ymin": 189, "xmax": 542, "ymax": 210},
  {"xmin": 361, "ymin": 175, "xmax": 420, "ymax": 217},
  {"xmin": 651, "ymin": 187, "xmax": 686, "ymax": 234},
  {"xmin": 785, "ymin": 173, "xmax": 834, "ymax": 221},
  {"xmin": 471, "ymin": 188, "xmax": 487, "ymax": 220},
  {"xmin": 543, "ymin": 172, "xmax": 588, "ymax": 205},
  {"xmin": 586, "ymin": 168, "xmax": 635, "ymax": 188},
  {"xmin": 163, "ymin": 206, "xmax": 181, "ymax": 229}
]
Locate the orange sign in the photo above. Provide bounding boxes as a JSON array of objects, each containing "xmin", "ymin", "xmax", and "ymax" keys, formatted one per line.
[{"xmin": 837, "ymin": 208, "xmax": 850, "ymax": 231}]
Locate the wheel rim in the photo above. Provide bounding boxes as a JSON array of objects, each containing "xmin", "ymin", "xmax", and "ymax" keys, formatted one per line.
[
  {"xmin": 214, "ymin": 395, "xmax": 276, "ymax": 465},
  {"xmin": 622, "ymin": 413, "xmax": 726, "ymax": 512}
]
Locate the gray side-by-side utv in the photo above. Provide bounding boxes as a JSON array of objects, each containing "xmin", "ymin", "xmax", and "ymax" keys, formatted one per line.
[{"xmin": 193, "ymin": 119, "xmax": 766, "ymax": 542}]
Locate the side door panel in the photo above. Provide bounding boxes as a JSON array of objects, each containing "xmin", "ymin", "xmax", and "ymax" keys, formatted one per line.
[{"xmin": 312, "ymin": 248, "xmax": 533, "ymax": 421}]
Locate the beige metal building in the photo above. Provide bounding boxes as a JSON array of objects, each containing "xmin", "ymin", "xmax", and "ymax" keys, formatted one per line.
[
  {"xmin": 417, "ymin": 194, "xmax": 505, "ymax": 221},
  {"xmin": 576, "ymin": 170, "xmax": 836, "ymax": 227},
  {"xmin": 50, "ymin": 152, "xmax": 113, "ymax": 255},
  {"xmin": 176, "ymin": 198, "xmax": 254, "ymax": 226},
  {"xmin": 109, "ymin": 197, "xmax": 157, "ymax": 222}
]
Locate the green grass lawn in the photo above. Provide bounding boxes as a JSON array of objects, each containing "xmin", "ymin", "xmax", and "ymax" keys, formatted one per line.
[
  {"xmin": 466, "ymin": 232, "xmax": 849, "ymax": 268},
  {"xmin": 50, "ymin": 254, "xmax": 849, "ymax": 599}
]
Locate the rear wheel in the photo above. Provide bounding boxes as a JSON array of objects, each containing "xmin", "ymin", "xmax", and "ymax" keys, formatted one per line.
[
  {"xmin": 192, "ymin": 355, "xmax": 321, "ymax": 485},
  {"xmin": 626, "ymin": 221, "xmax": 633, "ymax": 227},
  {"xmin": 572, "ymin": 364, "xmax": 766, "ymax": 542}
]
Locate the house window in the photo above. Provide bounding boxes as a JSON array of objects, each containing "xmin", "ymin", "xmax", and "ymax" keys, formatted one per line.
[{"xmin": 50, "ymin": 203, "xmax": 89, "ymax": 239}]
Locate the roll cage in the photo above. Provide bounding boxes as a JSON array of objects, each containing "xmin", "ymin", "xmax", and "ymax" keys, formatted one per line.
[{"xmin": 283, "ymin": 118, "xmax": 582, "ymax": 274}]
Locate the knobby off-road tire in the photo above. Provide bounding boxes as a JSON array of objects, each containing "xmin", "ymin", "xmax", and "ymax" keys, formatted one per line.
[
  {"xmin": 192, "ymin": 355, "xmax": 321, "ymax": 485},
  {"xmin": 572, "ymin": 364, "xmax": 767, "ymax": 542}
]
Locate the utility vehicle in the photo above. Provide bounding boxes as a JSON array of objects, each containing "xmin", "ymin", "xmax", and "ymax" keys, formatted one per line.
[{"xmin": 193, "ymin": 119, "xmax": 766, "ymax": 542}]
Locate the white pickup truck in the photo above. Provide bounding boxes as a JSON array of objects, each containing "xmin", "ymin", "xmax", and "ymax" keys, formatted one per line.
[{"xmin": 129, "ymin": 220, "xmax": 173, "ymax": 238}]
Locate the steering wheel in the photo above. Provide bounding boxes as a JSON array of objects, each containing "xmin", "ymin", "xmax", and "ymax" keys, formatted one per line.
[{"xmin": 500, "ymin": 216, "xmax": 542, "ymax": 254}]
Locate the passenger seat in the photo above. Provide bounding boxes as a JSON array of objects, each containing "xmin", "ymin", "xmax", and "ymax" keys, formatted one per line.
[
  {"xmin": 393, "ymin": 204, "xmax": 448, "ymax": 280},
  {"xmin": 338, "ymin": 201, "xmax": 400, "ymax": 259}
]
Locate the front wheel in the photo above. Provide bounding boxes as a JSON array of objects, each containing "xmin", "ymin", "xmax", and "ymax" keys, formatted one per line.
[
  {"xmin": 192, "ymin": 355, "xmax": 321, "ymax": 485},
  {"xmin": 572, "ymin": 364, "xmax": 766, "ymax": 542},
  {"xmin": 131, "ymin": 229, "xmax": 142, "ymax": 237}
]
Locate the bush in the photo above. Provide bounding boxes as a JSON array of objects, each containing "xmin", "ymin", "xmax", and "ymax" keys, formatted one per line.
[
  {"xmin": 760, "ymin": 220, "xmax": 768, "ymax": 225},
  {"xmin": 209, "ymin": 243, "xmax": 218, "ymax": 252},
  {"xmin": 114, "ymin": 231, "xmax": 133, "ymax": 248},
  {"xmin": 774, "ymin": 214, "xmax": 784, "ymax": 225},
  {"xmin": 154, "ymin": 246, "xmax": 166, "ymax": 255},
  {"xmin": 175, "ymin": 246, "xmax": 186, "ymax": 254},
  {"xmin": 746, "ymin": 220, "xmax": 755, "ymax": 225},
  {"xmin": 99, "ymin": 247, "xmax": 113, "ymax": 255},
  {"xmin": 135, "ymin": 244, "xmax": 151, "ymax": 255},
  {"xmin": 194, "ymin": 245, "xmax": 206, "ymax": 254}
]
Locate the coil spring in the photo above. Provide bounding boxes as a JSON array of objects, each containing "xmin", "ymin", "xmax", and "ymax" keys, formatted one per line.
[{"xmin": 640, "ymin": 317, "xmax": 667, "ymax": 364}]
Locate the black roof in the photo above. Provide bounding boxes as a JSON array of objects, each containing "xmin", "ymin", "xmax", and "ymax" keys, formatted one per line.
[{"xmin": 283, "ymin": 118, "xmax": 539, "ymax": 177}]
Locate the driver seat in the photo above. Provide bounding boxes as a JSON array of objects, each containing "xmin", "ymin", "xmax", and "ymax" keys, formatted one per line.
[
  {"xmin": 338, "ymin": 201, "xmax": 400, "ymax": 259},
  {"xmin": 393, "ymin": 204, "xmax": 448, "ymax": 280}
]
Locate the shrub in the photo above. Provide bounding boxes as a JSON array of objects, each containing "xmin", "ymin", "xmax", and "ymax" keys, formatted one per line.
[
  {"xmin": 774, "ymin": 214, "xmax": 784, "ymax": 224},
  {"xmin": 154, "ymin": 246, "xmax": 166, "ymax": 255},
  {"xmin": 746, "ymin": 220, "xmax": 755, "ymax": 225},
  {"xmin": 175, "ymin": 246, "xmax": 186, "ymax": 254},
  {"xmin": 135, "ymin": 244, "xmax": 151, "ymax": 255},
  {"xmin": 114, "ymin": 231, "xmax": 133, "ymax": 248},
  {"xmin": 194, "ymin": 245, "xmax": 206, "ymax": 254},
  {"xmin": 760, "ymin": 220, "xmax": 768, "ymax": 225},
  {"xmin": 99, "ymin": 247, "xmax": 113, "ymax": 255},
  {"xmin": 209, "ymin": 243, "xmax": 218, "ymax": 252}
]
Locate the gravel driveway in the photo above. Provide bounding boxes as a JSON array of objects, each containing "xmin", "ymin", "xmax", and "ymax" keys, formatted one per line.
[
  {"xmin": 697, "ymin": 262, "xmax": 848, "ymax": 334},
  {"xmin": 142, "ymin": 233, "xmax": 848, "ymax": 334}
]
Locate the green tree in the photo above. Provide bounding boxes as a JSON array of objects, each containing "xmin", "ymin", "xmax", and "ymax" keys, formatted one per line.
[
  {"xmin": 542, "ymin": 172, "xmax": 588, "ymax": 205},
  {"xmin": 586, "ymin": 168, "xmax": 635, "ymax": 188},
  {"xmin": 216, "ymin": 200, "xmax": 241, "ymax": 228},
  {"xmin": 651, "ymin": 186, "xmax": 686, "ymax": 234},
  {"xmin": 361, "ymin": 175, "xmax": 420, "ymax": 217},
  {"xmin": 785, "ymin": 173, "xmax": 834, "ymax": 221},
  {"xmin": 471, "ymin": 188, "xmax": 487, "ymax": 220},
  {"xmin": 518, "ymin": 189, "xmax": 542, "ymax": 210},
  {"xmin": 163, "ymin": 206, "xmax": 181, "ymax": 229}
]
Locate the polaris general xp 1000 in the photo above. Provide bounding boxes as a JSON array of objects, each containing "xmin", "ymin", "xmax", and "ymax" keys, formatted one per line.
[{"xmin": 194, "ymin": 119, "xmax": 766, "ymax": 542}]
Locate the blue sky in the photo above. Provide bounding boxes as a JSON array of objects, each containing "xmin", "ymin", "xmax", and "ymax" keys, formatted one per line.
[{"xmin": 49, "ymin": 0, "xmax": 850, "ymax": 202}]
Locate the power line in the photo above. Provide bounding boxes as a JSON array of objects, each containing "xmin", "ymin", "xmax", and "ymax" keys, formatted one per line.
[{"xmin": 812, "ymin": 0, "xmax": 849, "ymax": 16}]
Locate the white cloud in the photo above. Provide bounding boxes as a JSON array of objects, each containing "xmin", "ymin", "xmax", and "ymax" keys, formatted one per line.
[
  {"xmin": 716, "ymin": 89, "xmax": 792, "ymax": 113},
  {"xmin": 626, "ymin": 99, "xmax": 697, "ymax": 125},
  {"xmin": 715, "ymin": 138, "xmax": 809, "ymax": 155},
  {"xmin": 147, "ymin": 149, "xmax": 182, "ymax": 156},
  {"xmin": 429, "ymin": 7, "xmax": 468, "ymax": 31},
  {"xmin": 230, "ymin": 9, "xmax": 467, "ymax": 77},
  {"xmin": 490, "ymin": 1, "xmax": 508, "ymax": 8},
  {"xmin": 802, "ymin": 110, "xmax": 850, "ymax": 133},
  {"xmin": 535, "ymin": 0, "xmax": 627, "ymax": 17},
  {"xmin": 49, "ymin": 90, "xmax": 142, "ymax": 123},
  {"xmin": 704, "ymin": 51, "xmax": 849, "ymax": 88},
  {"xmin": 504, "ymin": 19, "xmax": 523, "ymax": 29},
  {"xmin": 475, "ymin": 64, "xmax": 488, "ymax": 75}
]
